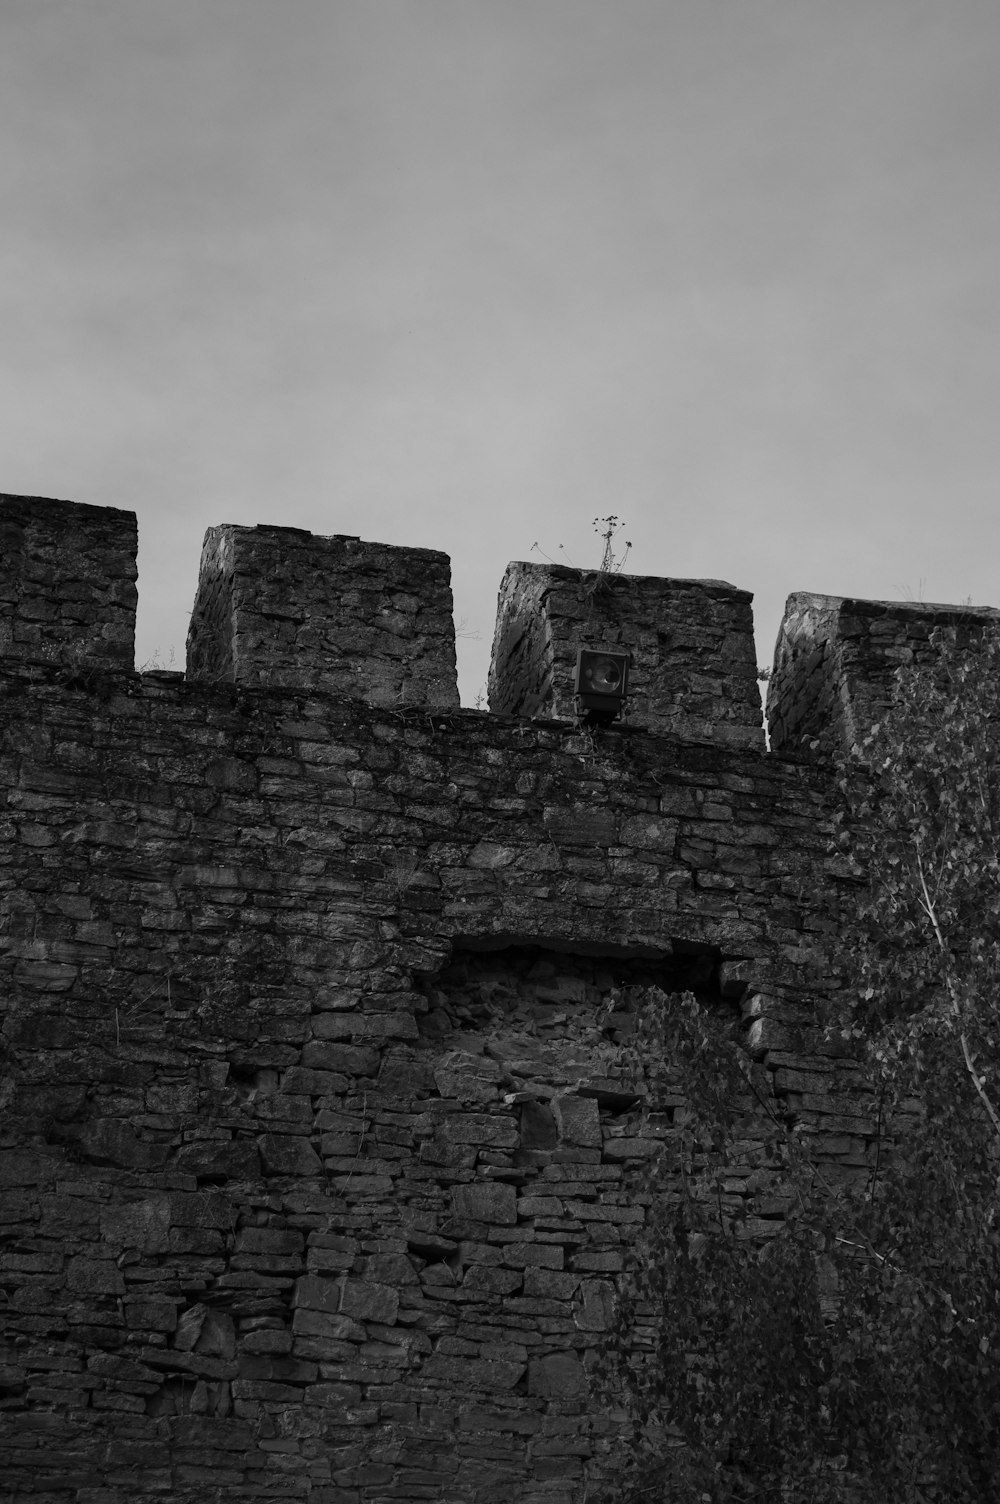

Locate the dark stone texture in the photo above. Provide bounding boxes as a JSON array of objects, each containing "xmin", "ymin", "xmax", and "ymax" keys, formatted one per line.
[
  {"xmin": 767, "ymin": 590, "xmax": 1000, "ymax": 756},
  {"xmin": 0, "ymin": 493, "xmax": 137, "ymax": 670},
  {"xmin": 488, "ymin": 558, "xmax": 763, "ymax": 748},
  {"xmin": 0, "ymin": 493, "xmax": 976, "ymax": 1501},
  {"xmin": 186, "ymin": 522, "xmax": 459, "ymax": 707}
]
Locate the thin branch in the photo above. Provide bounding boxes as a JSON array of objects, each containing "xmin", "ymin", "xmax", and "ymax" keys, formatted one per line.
[
  {"xmin": 915, "ymin": 848, "xmax": 1000, "ymax": 1141},
  {"xmin": 959, "ymin": 1030, "xmax": 1000, "ymax": 1140},
  {"xmin": 914, "ymin": 848, "xmax": 943, "ymax": 936}
]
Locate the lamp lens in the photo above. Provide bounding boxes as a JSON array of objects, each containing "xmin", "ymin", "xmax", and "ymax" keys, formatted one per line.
[{"xmin": 589, "ymin": 657, "xmax": 622, "ymax": 692}]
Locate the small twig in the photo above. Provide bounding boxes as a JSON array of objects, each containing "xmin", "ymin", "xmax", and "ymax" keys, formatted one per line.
[{"xmin": 915, "ymin": 848, "xmax": 1000, "ymax": 1140}]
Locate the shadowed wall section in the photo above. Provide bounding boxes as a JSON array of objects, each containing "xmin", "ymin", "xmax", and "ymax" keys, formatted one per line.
[
  {"xmin": 0, "ymin": 495, "xmax": 983, "ymax": 1503},
  {"xmin": 0, "ymin": 494, "xmax": 137, "ymax": 671},
  {"xmin": 766, "ymin": 590, "xmax": 1000, "ymax": 757}
]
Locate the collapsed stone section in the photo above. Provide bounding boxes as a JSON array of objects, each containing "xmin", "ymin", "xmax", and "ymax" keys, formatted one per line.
[
  {"xmin": 767, "ymin": 592, "xmax": 1000, "ymax": 757},
  {"xmin": 488, "ymin": 560, "xmax": 764, "ymax": 749},
  {"xmin": 0, "ymin": 494, "xmax": 137, "ymax": 670},
  {"xmin": 186, "ymin": 522, "xmax": 460, "ymax": 706}
]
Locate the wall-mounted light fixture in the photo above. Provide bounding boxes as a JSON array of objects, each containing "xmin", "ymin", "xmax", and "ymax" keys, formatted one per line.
[{"xmin": 574, "ymin": 647, "xmax": 630, "ymax": 725}]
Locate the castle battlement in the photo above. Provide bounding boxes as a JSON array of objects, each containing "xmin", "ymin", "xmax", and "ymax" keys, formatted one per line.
[
  {"xmin": 5, "ymin": 494, "xmax": 991, "ymax": 761},
  {"xmin": 0, "ymin": 492, "xmax": 989, "ymax": 1502},
  {"xmin": 489, "ymin": 559, "xmax": 764, "ymax": 749},
  {"xmin": 186, "ymin": 521, "xmax": 461, "ymax": 707},
  {"xmin": 0, "ymin": 493, "xmax": 137, "ymax": 670},
  {"xmin": 768, "ymin": 589, "xmax": 1000, "ymax": 756}
]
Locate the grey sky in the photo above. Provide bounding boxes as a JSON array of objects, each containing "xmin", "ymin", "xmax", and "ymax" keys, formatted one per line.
[{"xmin": 3, "ymin": 1, "xmax": 999, "ymax": 701}]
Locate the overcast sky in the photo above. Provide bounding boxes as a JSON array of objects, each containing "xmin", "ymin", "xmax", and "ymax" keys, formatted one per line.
[{"xmin": 3, "ymin": 1, "xmax": 999, "ymax": 703}]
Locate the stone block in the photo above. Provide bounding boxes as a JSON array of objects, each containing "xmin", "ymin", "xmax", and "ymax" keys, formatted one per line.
[
  {"xmin": 234, "ymin": 1227, "xmax": 305, "ymax": 1256},
  {"xmin": 257, "ymin": 1133, "xmax": 324, "ymax": 1177},
  {"xmin": 460, "ymin": 1266, "xmax": 524, "ymax": 1296},
  {"xmin": 186, "ymin": 523, "xmax": 459, "ymax": 706},
  {"xmin": 100, "ymin": 1197, "xmax": 171, "ymax": 1254},
  {"xmin": 339, "ymin": 1280, "xmax": 400, "ymax": 1326},
  {"xmin": 300, "ymin": 1041, "xmax": 381, "ymax": 1076},
  {"xmin": 420, "ymin": 1355, "xmax": 526, "ymax": 1391},
  {"xmin": 291, "ymin": 1308, "xmax": 365, "ymax": 1343},
  {"xmin": 451, "ymin": 1183, "xmax": 517, "ymax": 1225},
  {"xmin": 175, "ymin": 1310, "xmax": 236, "ymax": 1361},
  {"xmin": 527, "ymin": 1352, "xmax": 587, "ymax": 1399},
  {"xmin": 80, "ymin": 1120, "xmax": 167, "ymax": 1170},
  {"xmin": 236, "ymin": 1354, "xmax": 316, "ymax": 1384},
  {"xmin": 294, "ymin": 1275, "xmax": 343, "ymax": 1314},
  {"xmin": 522, "ymin": 1268, "xmax": 580, "ymax": 1300},
  {"xmin": 174, "ymin": 1139, "xmax": 261, "ymax": 1180},
  {"xmin": 434, "ymin": 1051, "xmax": 502, "ymax": 1103},
  {"xmin": 542, "ymin": 808, "xmax": 617, "ymax": 847},
  {"xmin": 123, "ymin": 1297, "xmax": 178, "ymax": 1333},
  {"xmin": 574, "ymin": 1280, "xmax": 614, "ymax": 1331},
  {"xmin": 440, "ymin": 1114, "xmax": 519, "ymax": 1149},
  {"xmin": 502, "ymin": 1244, "xmax": 563, "ymax": 1270},
  {"xmin": 281, "ymin": 1067, "xmax": 351, "ymax": 1096},
  {"xmin": 175, "ymin": 1304, "xmax": 208, "ymax": 1351},
  {"xmin": 66, "ymin": 1258, "xmax": 125, "ymax": 1296},
  {"xmin": 241, "ymin": 1328, "xmax": 293, "ymax": 1355},
  {"xmin": 519, "ymin": 1101, "xmax": 558, "ymax": 1150},
  {"xmin": 552, "ymin": 1095, "xmax": 601, "ymax": 1148}
]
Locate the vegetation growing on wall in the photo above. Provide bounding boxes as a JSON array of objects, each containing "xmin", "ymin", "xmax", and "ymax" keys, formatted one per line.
[{"xmin": 600, "ymin": 626, "xmax": 1000, "ymax": 1503}]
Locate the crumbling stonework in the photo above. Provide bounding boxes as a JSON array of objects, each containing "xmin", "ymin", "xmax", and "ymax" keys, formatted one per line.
[{"xmin": 0, "ymin": 495, "xmax": 950, "ymax": 1503}]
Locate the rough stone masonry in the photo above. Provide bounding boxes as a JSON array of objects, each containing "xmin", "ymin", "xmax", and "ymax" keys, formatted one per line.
[{"xmin": 1, "ymin": 494, "xmax": 988, "ymax": 1503}]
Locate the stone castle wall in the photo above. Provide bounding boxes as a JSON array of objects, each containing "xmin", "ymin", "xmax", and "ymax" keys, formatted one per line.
[{"xmin": 0, "ymin": 494, "xmax": 969, "ymax": 1503}]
